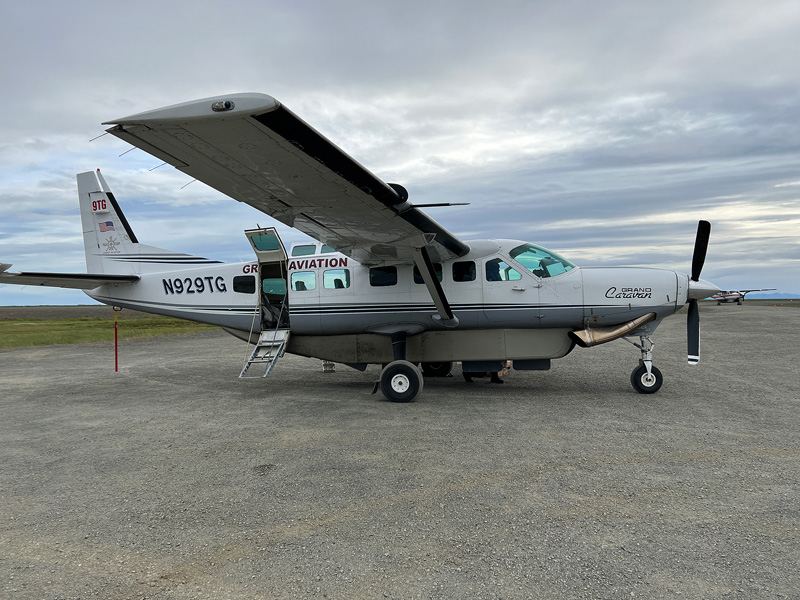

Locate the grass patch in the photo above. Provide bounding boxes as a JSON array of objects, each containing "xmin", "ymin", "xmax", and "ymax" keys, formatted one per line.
[{"xmin": 0, "ymin": 316, "xmax": 218, "ymax": 349}]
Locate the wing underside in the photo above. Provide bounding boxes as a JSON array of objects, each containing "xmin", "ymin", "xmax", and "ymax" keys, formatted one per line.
[{"xmin": 103, "ymin": 93, "xmax": 469, "ymax": 265}]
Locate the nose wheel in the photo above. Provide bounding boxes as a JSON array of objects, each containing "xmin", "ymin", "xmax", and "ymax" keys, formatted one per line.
[
  {"xmin": 630, "ymin": 364, "xmax": 663, "ymax": 393},
  {"xmin": 625, "ymin": 335, "xmax": 663, "ymax": 394}
]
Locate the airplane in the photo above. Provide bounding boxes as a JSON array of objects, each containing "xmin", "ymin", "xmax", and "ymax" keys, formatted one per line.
[
  {"xmin": 711, "ymin": 289, "xmax": 777, "ymax": 305},
  {"xmin": 0, "ymin": 93, "xmax": 721, "ymax": 402}
]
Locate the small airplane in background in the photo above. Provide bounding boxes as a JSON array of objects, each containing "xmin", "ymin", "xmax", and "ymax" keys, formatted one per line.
[
  {"xmin": 711, "ymin": 289, "xmax": 777, "ymax": 305},
  {"xmin": 0, "ymin": 93, "xmax": 722, "ymax": 402}
]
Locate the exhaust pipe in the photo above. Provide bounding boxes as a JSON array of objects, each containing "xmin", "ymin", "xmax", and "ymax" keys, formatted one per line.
[{"xmin": 569, "ymin": 312, "xmax": 657, "ymax": 348}]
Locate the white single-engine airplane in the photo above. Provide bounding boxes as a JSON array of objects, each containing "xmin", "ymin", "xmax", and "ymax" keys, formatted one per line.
[
  {"xmin": 0, "ymin": 93, "xmax": 721, "ymax": 401},
  {"xmin": 711, "ymin": 289, "xmax": 777, "ymax": 305}
]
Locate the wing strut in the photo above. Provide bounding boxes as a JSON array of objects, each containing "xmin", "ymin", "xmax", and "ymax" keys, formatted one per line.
[{"xmin": 412, "ymin": 246, "xmax": 459, "ymax": 328}]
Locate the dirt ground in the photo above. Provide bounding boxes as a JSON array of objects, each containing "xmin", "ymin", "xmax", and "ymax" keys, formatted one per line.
[{"xmin": 1, "ymin": 304, "xmax": 798, "ymax": 599}]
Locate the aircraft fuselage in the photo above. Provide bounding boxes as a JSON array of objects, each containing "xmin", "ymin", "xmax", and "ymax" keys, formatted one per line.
[{"xmin": 86, "ymin": 238, "xmax": 690, "ymax": 348}]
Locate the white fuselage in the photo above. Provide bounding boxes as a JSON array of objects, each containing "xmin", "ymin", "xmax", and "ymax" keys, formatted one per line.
[{"xmin": 86, "ymin": 239, "xmax": 690, "ymax": 341}]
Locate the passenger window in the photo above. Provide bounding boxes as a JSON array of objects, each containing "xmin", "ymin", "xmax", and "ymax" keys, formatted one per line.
[
  {"xmin": 291, "ymin": 245, "xmax": 316, "ymax": 257},
  {"xmin": 262, "ymin": 278, "xmax": 287, "ymax": 295},
  {"xmin": 370, "ymin": 266, "xmax": 397, "ymax": 287},
  {"xmin": 233, "ymin": 275, "xmax": 256, "ymax": 294},
  {"xmin": 485, "ymin": 258, "xmax": 521, "ymax": 281},
  {"xmin": 291, "ymin": 271, "xmax": 316, "ymax": 291},
  {"xmin": 324, "ymin": 269, "xmax": 351, "ymax": 289},
  {"xmin": 452, "ymin": 261, "xmax": 476, "ymax": 282},
  {"xmin": 413, "ymin": 263, "xmax": 443, "ymax": 284}
]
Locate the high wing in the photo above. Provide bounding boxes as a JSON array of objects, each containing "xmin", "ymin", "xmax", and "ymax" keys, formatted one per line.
[
  {"xmin": 0, "ymin": 264, "xmax": 139, "ymax": 289},
  {"xmin": 103, "ymin": 93, "xmax": 470, "ymax": 266}
]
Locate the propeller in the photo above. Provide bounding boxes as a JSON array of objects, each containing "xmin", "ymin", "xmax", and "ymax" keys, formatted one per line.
[
  {"xmin": 691, "ymin": 220, "xmax": 711, "ymax": 282},
  {"xmin": 687, "ymin": 220, "xmax": 711, "ymax": 365}
]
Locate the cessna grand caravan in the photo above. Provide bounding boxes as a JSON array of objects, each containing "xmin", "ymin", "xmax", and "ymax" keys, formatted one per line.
[
  {"xmin": 711, "ymin": 289, "xmax": 776, "ymax": 305},
  {"xmin": 0, "ymin": 93, "xmax": 720, "ymax": 401}
]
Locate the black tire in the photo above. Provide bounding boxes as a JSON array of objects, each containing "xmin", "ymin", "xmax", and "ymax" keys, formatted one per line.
[
  {"xmin": 421, "ymin": 361, "xmax": 453, "ymax": 377},
  {"xmin": 380, "ymin": 360, "xmax": 424, "ymax": 402},
  {"xmin": 630, "ymin": 364, "xmax": 663, "ymax": 394}
]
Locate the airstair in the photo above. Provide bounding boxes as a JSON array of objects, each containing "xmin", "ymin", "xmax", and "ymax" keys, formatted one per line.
[
  {"xmin": 238, "ymin": 225, "xmax": 292, "ymax": 379},
  {"xmin": 239, "ymin": 326, "xmax": 291, "ymax": 378}
]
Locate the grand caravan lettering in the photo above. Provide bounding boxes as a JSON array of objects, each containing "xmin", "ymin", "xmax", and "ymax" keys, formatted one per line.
[
  {"xmin": 605, "ymin": 286, "xmax": 653, "ymax": 299},
  {"xmin": 288, "ymin": 257, "xmax": 348, "ymax": 270}
]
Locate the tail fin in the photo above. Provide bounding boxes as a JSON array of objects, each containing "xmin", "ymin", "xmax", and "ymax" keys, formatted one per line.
[{"xmin": 77, "ymin": 170, "xmax": 220, "ymax": 274}]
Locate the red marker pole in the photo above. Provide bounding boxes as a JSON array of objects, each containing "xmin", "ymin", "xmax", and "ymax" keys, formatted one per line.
[{"xmin": 113, "ymin": 306, "xmax": 120, "ymax": 372}]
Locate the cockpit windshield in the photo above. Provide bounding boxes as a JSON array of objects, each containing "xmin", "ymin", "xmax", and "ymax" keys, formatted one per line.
[{"xmin": 509, "ymin": 243, "xmax": 576, "ymax": 278}]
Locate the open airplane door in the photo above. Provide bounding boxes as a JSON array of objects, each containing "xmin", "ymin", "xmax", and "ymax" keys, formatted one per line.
[{"xmin": 244, "ymin": 227, "xmax": 289, "ymax": 331}]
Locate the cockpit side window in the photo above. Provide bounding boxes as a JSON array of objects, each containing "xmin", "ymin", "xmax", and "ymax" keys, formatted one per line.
[
  {"xmin": 485, "ymin": 258, "xmax": 521, "ymax": 281},
  {"xmin": 509, "ymin": 243, "xmax": 576, "ymax": 278}
]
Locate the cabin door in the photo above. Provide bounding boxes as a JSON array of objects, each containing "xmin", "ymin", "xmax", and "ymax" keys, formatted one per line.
[
  {"xmin": 244, "ymin": 227, "xmax": 289, "ymax": 330},
  {"xmin": 481, "ymin": 257, "xmax": 542, "ymax": 325}
]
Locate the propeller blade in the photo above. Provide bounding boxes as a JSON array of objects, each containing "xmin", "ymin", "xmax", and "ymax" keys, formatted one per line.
[
  {"xmin": 687, "ymin": 299, "xmax": 700, "ymax": 365},
  {"xmin": 691, "ymin": 220, "xmax": 711, "ymax": 281}
]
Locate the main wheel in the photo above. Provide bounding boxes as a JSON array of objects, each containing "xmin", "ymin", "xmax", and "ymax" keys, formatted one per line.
[
  {"xmin": 380, "ymin": 360, "xmax": 424, "ymax": 402},
  {"xmin": 630, "ymin": 364, "xmax": 663, "ymax": 394},
  {"xmin": 421, "ymin": 361, "xmax": 453, "ymax": 377}
]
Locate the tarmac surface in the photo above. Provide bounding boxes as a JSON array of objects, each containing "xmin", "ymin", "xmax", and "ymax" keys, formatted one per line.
[{"xmin": 1, "ymin": 304, "xmax": 798, "ymax": 599}]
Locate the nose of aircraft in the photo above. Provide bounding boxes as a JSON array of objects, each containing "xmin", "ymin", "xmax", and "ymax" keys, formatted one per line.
[{"xmin": 688, "ymin": 277, "xmax": 721, "ymax": 301}]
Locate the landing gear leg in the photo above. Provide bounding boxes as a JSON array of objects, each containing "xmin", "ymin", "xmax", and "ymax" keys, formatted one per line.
[{"xmin": 625, "ymin": 335, "xmax": 663, "ymax": 394}]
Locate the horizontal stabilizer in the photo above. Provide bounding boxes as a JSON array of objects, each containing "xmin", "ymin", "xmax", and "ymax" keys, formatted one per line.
[{"xmin": 0, "ymin": 267, "xmax": 139, "ymax": 290}]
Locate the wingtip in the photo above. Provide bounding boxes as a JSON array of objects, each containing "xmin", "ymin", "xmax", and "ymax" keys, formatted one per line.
[{"xmin": 103, "ymin": 93, "xmax": 280, "ymax": 126}]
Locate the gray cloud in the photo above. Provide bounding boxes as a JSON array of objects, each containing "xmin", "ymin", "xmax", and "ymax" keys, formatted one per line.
[{"xmin": 1, "ymin": 0, "xmax": 799, "ymax": 305}]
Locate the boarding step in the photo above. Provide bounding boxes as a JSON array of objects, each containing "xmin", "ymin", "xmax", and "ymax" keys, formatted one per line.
[{"xmin": 239, "ymin": 328, "xmax": 291, "ymax": 378}]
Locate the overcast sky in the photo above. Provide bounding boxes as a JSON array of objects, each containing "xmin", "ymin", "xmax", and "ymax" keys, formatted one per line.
[{"xmin": 1, "ymin": 0, "xmax": 798, "ymax": 305}]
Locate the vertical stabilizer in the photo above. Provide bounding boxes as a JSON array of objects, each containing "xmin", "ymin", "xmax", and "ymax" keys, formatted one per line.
[
  {"xmin": 78, "ymin": 170, "xmax": 140, "ymax": 273},
  {"xmin": 77, "ymin": 170, "xmax": 219, "ymax": 274}
]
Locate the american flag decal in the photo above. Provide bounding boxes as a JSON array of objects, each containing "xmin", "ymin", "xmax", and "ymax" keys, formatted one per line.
[{"xmin": 99, "ymin": 221, "xmax": 115, "ymax": 232}]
